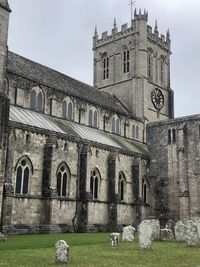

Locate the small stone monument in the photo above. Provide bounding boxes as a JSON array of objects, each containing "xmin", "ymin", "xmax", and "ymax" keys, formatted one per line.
[
  {"xmin": 150, "ymin": 219, "xmax": 160, "ymax": 240},
  {"xmin": 110, "ymin": 233, "xmax": 120, "ymax": 246},
  {"xmin": 122, "ymin": 225, "xmax": 135, "ymax": 241},
  {"xmin": 55, "ymin": 240, "xmax": 69, "ymax": 263},
  {"xmin": 138, "ymin": 220, "xmax": 153, "ymax": 249},
  {"xmin": 160, "ymin": 228, "xmax": 174, "ymax": 241},
  {"xmin": 185, "ymin": 220, "xmax": 200, "ymax": 247},
  {"xmin": 165, "ymin": 219, "xmax": 175, "ymax": 235},
  {"xmin": 195, "ymin": 219, "xmax": 200, "ymax": 238},
  {"xmin": 0, "ymin": 232, "xmax": 7, "ymax": 242},
  {"xmin": 175, "ymin": 221, "xmax": 186, "ymax": 241}
]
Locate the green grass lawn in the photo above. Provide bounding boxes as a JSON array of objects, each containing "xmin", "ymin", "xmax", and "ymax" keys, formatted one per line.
[{"xmin": 0, "ymin": 233, "xmax": 200, "ymax": 267}]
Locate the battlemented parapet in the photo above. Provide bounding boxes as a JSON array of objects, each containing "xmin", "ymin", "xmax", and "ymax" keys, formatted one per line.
[{"xmin": 93, "ymin": 9, "xmax": 170, "ymax": 51}]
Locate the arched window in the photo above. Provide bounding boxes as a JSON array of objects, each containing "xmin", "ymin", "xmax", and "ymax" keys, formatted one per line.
[
  {"xmin": 30, "ymin": 88, "xmax": 44, "ymax": 112},
  {"xmin": 123, "ymin": 49, "xmax": 130, "ymax": 73},
  {"xmin": 68, "ymin": 102, "xmax": 73, "ymax": 120},
  {"xmin": 15, "ymin": 157, "xmax": 32, "ymax": 195},
  {"xmin": 112, "ymin": 117, "xmax": 115, "ymax": 133},
  {"xmin": 30, "ymin": 90, "xmax": 36, "ymax": 109},
  {"xmin": 119, "ymin": 172, "xmax": 126, "ymax": 201},
  {"xmin": 102, "ymin": 54, "xmax": 109, "ymax": 80},
  {"xmin": 132, "ymin": 125, "xmax": 135, "ymax": 138},
  {"xmin": 88, "ymin": 108, "xmax": 98, "ymax": 128},
  {"xmin": 142, "ymin": 177, "xmax": 150, "ymax": 203},
  {"xmin": 111, "ymin": 115, "xmax": 120, "ymax": 134},
  {"xmin": 89, "ymin": 110, "xmax": 93, "ymax": 126},
  {"xmin": 62, "ymin": 98, "xmax": 74, "ymax": 121},
  {"xmin": 147, "ymin": 49, "xmax": 154, "ymax": 80},
  {"xmin": 90, "ymin": 168, "xmax": 101, "ymax": 199},
  {"xmin": 116, "ymin": 118, "xmax": 120, "ymax": 134},
  {"xmin": 56, "ymin": 163, "xmax": 70, "ymax": 197},
  {"xmin": 136, "ymin": 126, "xmax": 139, "ymax": 139},
  {"xmin": 93, "ymin": 111, "xmax": 97, "ymax": 128},
  {"xmin": 37, "ymin": 92, "xmax": 43, "ymax": 112},
  {"xmin": 160, "ymin": 56, "xmax": 165, "ymax": 83}
]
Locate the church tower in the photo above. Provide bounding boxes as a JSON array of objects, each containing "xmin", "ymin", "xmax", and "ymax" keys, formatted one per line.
[
  {"xmin": 93, "ymin": 9, "xmax": 174, "ymax": 122},
  {"xmin": 0, "ymin": 0, "xmax": 11, "ymax": 227}
]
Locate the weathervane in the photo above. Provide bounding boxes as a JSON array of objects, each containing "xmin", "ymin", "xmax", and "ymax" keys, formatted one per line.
[{"xmin": 129, "ymin": 0, "xmax": 136, "ymax": 22}]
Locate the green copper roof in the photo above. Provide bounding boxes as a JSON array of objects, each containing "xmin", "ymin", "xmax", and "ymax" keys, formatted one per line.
[{"xmin": 9, "ymin": 105, "xmax": 148, "ymax": 155}]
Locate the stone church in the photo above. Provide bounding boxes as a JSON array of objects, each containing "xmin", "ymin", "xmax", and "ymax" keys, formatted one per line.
[{"xmin": 0, "ymin": 0, "xmax": 198, "ymax": 234}]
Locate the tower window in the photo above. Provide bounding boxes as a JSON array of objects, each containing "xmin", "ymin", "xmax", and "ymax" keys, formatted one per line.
[
  {"xmin": 168, "ymin": 129, "xmax": 176, "ymax": 144},
  {"xmin": 160, "ymin": 56, "xmax": 165, "ymax": 83},
  {"xmin": 103, "ymin": 56, "xmax": 109, "ymax": 80},
  {"xmin": 147, "ymin": 50, "xmax": 154, "ymax": 80},
  {"xmin": 123, "ymin": 49, "xmax": 130, "ymax": 73},
  {"xmin": 172, "ymin": 129, "xmax": 176, "ymax": 143},
  {"xmin": 168, "ymin": 129, "xmax": 171, "ymax": 144}
]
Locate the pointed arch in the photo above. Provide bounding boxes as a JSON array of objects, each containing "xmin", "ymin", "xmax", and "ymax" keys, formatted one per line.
[
  {"xmin": 15, "ymin": 156, "xmax": 33, "ymax": 195},
  {"xmin": 111, "ymin": 115, "xmax": 121, "ymax": 134},
  {"xmin": 30, "ymin": 86, "xmax": 44, "ymax": 112},
  {"xmin": 159, "ymin": 55, "xmax": 165, "ymax": 83},
  {"xmin": 147, "ymin": 48, "xmax": 154, "ymax": 80},
  {"xmin": 62, "ymin": 96, "xmax": 74, "ymax": 121},
  {"xmin": 56, "ymin": 162, "xmax": 71, "ymax": 197},
  {"xmin": 90, "ymin": 167, "xmax": 101, "ymax": 200},
  {"xmin": 102, "ymin": 52, "xmax": 109, "ymax": 80},
  {"xmin": 142, "ymin": 177, "xmax": 150, "ymax": 203},
  {"xmin": 88, "ymin": 106, "xmax": 98, "ymax": 128},
  {"xmin": 123, "ymin": 47, "xmax": 130, "ymax": 73},
  {"xmin": 118, "ymin": 171, "xmax": 126, "ymax": 201}
]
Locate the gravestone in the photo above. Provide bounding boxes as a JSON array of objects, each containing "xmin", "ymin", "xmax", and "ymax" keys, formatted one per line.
[
  {"xmin": 185, "ymin": 220, "xmax": 200, "ymax": 247},
  {"xmin": 195, "ymin": 219, "xmax": 200, "ymax": 238},
  {"xmin": 165, "ymin": 220, "xmax": 175, "ymax": 235},
  {"xmin": 122, "ymin": 225, "xmax": 135, "ymax": 241},
  {"xmin": 110, "ymin": 232, "xmax": 120, "ymax": 246},
  {"xmin": 150, "ymin": 219, "xmax": 160, "ymax": 240},
  {"xmin": 55, "ymin": 240, "xmax": 69, "ymax": 263},
  {"xmin": 0, "ymin": 232, "xmax": 7, "ymax": 242},
  {"xmin": 138, "ymin": 220, "xmax": 153, "ymax": 249},
  {"xmin": 160, "ymin": 228, "xmax": 174, "ymax": 241},
  {"xmin": 175, "ymin": 221, "xmax": 186, "ymax": 241}
]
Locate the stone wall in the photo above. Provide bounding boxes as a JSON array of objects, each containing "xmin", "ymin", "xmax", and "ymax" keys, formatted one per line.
[{"xmin": 147, "ymin": 115, "xmax": 200, "ymax": 224}]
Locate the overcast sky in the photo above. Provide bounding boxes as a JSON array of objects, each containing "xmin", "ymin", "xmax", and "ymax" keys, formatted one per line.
[{"xmin": 7, "ymin": 0, "xmax": 200, "ymax": 117}]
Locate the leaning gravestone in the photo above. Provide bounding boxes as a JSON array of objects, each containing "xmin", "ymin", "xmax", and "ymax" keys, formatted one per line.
[
  {"xmin": 150, "ymin": 219, "xmax": 160, "ymax": 240},
  {"xmin": 122, "ymin": 225, "xmax": 135, "ymax": 242},
  {"xmin": 138, "ymin": 220, "xmax": 153, "ymax": 249},
  {"xmin": 185, "ymin": 220, "xmax": 200, "ymax": 247},
  {"xmin": 0, "ymin": 232, "xmax": 7, "ymax": 242},
  {"xmin": 55, "ymin": 240, "xmax": 69, "ymax": 263},
  {"xmin": 160, "ymin": 228, "xmax": 174, "ymax": 241},
  {"xmin": 175, "ymin": 221, "xmax": 186, "ymax": 241}
]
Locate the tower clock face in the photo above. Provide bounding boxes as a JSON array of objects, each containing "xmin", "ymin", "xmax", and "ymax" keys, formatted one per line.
[{"xmin": 151, "ymin": 89, "xmax": 164, "ymax": 110}]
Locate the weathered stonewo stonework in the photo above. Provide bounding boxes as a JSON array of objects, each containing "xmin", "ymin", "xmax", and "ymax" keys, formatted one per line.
[
  {"xmin": 1, "ymin": 1, "xmax": 200, "ymax": 234},
  {"xmin": 147, "ymin": 115, "xmax": 200, "ymax": 225}
]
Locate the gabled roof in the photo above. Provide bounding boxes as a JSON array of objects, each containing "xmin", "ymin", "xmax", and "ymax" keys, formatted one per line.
[
  {"xmin": 7, "ymin": 51, "xmax": 133, "ymax": 117},
  {"xmin": 9, "ymin": 105, "xmax": 148, "ymax": 156}
]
